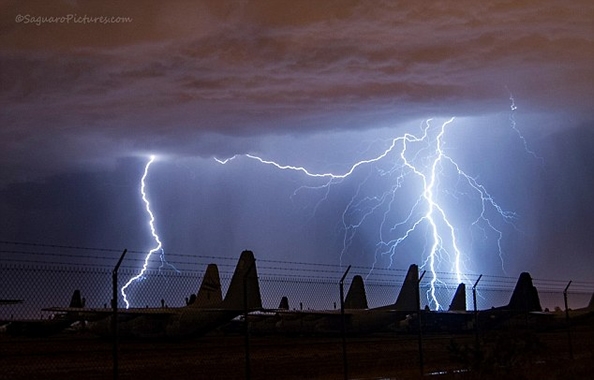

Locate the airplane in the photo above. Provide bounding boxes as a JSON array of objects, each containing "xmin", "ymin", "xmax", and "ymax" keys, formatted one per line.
[
  {"xmin": 0, "ymin": 290, "xmax": 84, "ymax": 337},
  {"xmin": 477, "ymin": 272, "xmax": 548, "ymax": 330},
  {"xmin": 275, "ymin": 264, "xmax": 420, "ymax": 335},
  {"xmin": 398, "ymin": 283, "xmax": 470, "ymax": 333},
  {"xmin": 44, "ymin": 250, "xmax": 262, "ymax": 339},
  {"xmin": 238, "ymin": 274, "xmax": 370, "ymax": 335},
  {"xmin": 433, "ymin": 276, "xmax": 594, "ymax": 332},
  {"xmin": 399, "ymin": 272, "xmax": 554, "ymax": 333},
  {"xmin": 186, "ymin": 263, "xmax": 223, "ymax": 307},
  {"xmin": 224, "ymin": 296, "xmax": 290, "ymax": 335},
  {"xmin": 0, "ymin": 299, "xmax": 23, "ymax": 305},
  {"xmin": 344, "ymin": 274, "xmax": 369, "ymax": 309},
  {"xmin": 569, "ymin": 293, "xmax": 594, "ymax": 316},
  {"xmin": 552, "ymin": 292, "xmax": 594, "ymax": 325},
  {"xmin": 449, "ymin": 283, "xmax": 467, "ymax": 312}
]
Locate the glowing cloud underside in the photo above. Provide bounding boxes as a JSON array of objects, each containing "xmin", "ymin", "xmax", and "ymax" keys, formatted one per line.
[{"xmin": 217, "ymin": 117, "xmax": 518, "ymax": 310}]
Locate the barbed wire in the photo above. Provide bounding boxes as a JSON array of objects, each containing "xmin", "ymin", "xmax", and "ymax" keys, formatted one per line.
[{"xmin": 1, "ymin": 240, "xmax": 593, "ymax": 291}]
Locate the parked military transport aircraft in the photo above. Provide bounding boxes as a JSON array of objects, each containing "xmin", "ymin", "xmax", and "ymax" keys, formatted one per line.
[
  {"xmin": 237, "ymin": 273, "xmax": 370, "ymax": 335},
  {"xmin": 186, "ymin": 263, "xmax": 223, "ymax": 307},
  {"xmin": 553, "ymin": 292, "xmax": 594, "ymax": 324},
  {"xmin": 44, "ymin": 250, "xmax": 262, "ymax": 339},
  {"xmin": 477, "ymin": 272, "xmax": 547, "ymax": 329},
  {"xmin": 274, "ymin": 264, "xmax": 420, "ymax": 334},
  {"xmin": 399, "ymin": 282, "xmax": 469, "ymax": 332},
  {"xmin": 0, "ymin": 299, "xmax": 23, "ymax": 305},
  {"xmin": 225, "ymin": 296, "xmax": 290, "ymax": 335},
  {"xmin": 403, "ymin": 272, "xmax": 550, "ymax": 332},
  {"xmin": 1, "ymin": 290, "xmax": 84, "ymax": 337},
  {"xmin": 569, "ymin": 293, "xmax": 594, "ymax": 317},
  {"xmin": 344, "ymin": 275, "xmax": 369, "ymax": 309}
]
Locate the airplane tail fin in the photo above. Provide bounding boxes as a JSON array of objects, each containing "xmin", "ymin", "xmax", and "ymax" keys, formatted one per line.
[
  {"xmin": 191, "ymin": 264, "xmax": 223, "ymax": 308},
  {"xmin": 345, "ymin": 275, "xmax": 368, "ymax": 309},
  {"xmin": 221, "ymin": 250, "xmax": 262, "ymax": 311},
  {"xmin": 278, "ymin": 296, "xmax": 289, "ymax": 310},
  {"xmin": 507, "ymin": 272, "xmax": 542, "ymax": 312},
  {"xmin": 587, "ymin": 293, "xmax": 594, "ymax": 310},
  {"xmin": 448, "ymin": 283, "xmax": 466, "ymax": 311},
  {"xmin": 393, "ymin": 264, "xmax": 419, "ymax": 311},
  {"xmin": 69, "ymin": 290, "xmax": 84, "ymax": 308}
]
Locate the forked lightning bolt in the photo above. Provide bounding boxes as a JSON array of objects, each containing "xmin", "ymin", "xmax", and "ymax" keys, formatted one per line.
[
  {"xmin": 217, "ymin": 117, "xmax": 517, "ymax": 310},
  {"xmin": 507, "ymin": 90, "xmax": 542, "ymax": 163},
  {"xmin": 121, "ymin": 155, "xmax": 170, "ymax": 309}
]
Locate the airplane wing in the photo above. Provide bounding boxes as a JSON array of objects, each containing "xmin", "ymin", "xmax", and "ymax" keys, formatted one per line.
[
  {"xmin": 42, "ymin": 307, "xmax": 179, "ymax": 319},
  {"xmin": 43, "ymin": 306, "xmax": 255, "ymax": 315},
  {"xmin": 0, "ymin": 299, "xmax": 23, "ymax": 305},
  {"xmin": 277, "ymin": 310, "xmax": 347, "ymax": 317}
]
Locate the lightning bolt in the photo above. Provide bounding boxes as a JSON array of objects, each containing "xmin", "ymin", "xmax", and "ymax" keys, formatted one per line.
[
  {"xmin": 507, "ymin": 89, "xmax": 543, "ymax": 163},
  {"xmin": 121, "ymin": 155, "xmax": 178, "ymax": 309},
  {"xmin": 217, "ymin": 117, "xmax": 519, "ymax": 310}
]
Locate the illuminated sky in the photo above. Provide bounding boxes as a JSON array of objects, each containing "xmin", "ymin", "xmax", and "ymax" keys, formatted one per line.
[{"xmin": 1, "ymin": 1, "xmax": 593, "ymax": 284}]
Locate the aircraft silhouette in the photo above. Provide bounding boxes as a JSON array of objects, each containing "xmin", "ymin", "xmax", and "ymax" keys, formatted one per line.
[
  {"xmin": 403, "ymin": 272, "xmax": 550, "ymax": 332},
  {"xmin": 236, "ymin": 273, "xmax": 370, "ymax": 335},
  {"xmin": 1, "ymin": 290, "xmax": 84, "ymax": 337},
  {"xmin": 275, "ymin": 264, "xmax": 420, "ymax": 334},
  {"xmin": 44, "ymin": 250, "xmax": 262, "ymax": 339}
]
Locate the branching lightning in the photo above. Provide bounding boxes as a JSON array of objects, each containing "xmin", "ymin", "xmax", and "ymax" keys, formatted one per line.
[
  {"xmin": 121, "ymin": 155, "xmax": 178, "ymax": 309},
  {"xmin": 216, "ymin": 117, "xmax": 518, "ymax": 310},
  {"xmin": 507, "ymin": 89, "xmax": 543, "ymax": 163}
]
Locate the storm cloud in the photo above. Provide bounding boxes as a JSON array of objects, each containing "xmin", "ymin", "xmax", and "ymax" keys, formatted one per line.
[
  {"xmin": 1, "ymin": 0, "xmax": 592, "ymax": 182},
  {"xmin": 1, "ymin": 1, "xmax": 593, "ymax": 284}
]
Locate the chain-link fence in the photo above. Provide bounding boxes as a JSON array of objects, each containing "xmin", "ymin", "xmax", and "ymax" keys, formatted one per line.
[{"xmin": 1, "ymin": 244, "xmax": 593, "ymax": 379}]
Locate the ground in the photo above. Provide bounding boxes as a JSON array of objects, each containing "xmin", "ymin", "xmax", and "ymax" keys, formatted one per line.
[{"xmin": 1, "ymin": 324, "xmax": 593, "ymax": 379}]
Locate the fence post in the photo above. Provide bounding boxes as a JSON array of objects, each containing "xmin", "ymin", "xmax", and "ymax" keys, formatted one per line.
[
  {"xmin": 244, "ymin": 259, "xmax": 255, "ymax": 380},
  {"xmin": 339, "ymin": 265, "xmax": 351, "ymax": 380},
  {"xmin": 417, "ymin": 270, "xmax": 426, "ymax": 377},
  {"xmin": 472, "ymin": 275, "xmax": 482, "ymax": 351},
  {"xmin": 112, "ymin": 249, "xmax": 127, "ymax": 380},
  {"xmin": 563, "ymin": 281, "xmax": 573, "ymax": 360}
]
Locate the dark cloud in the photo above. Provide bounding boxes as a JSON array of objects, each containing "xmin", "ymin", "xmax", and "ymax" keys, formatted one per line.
[
  {"xmin": 0, "ymin": 1, "xmax": 593, "ymax": 287},
  {"xmin": 1, "ymin": 0, "xmax": 592, "ymax": 183}
]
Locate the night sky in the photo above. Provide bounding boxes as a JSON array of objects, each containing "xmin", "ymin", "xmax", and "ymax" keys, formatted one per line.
[{"xmin": 1, "ymin": 1, "xmax": 593, "ymax": 288}]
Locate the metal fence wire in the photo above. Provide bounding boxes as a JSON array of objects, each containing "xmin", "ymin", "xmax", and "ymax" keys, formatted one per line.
[{"xmin": 1, "ymin": 249, "xmax": 594, "ymax": 380}]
